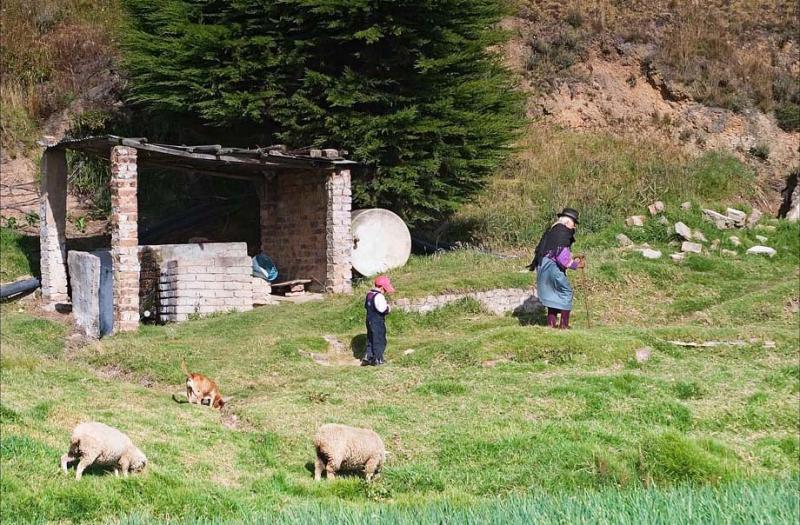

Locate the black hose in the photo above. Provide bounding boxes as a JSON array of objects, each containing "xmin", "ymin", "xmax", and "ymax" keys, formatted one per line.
[{"xmin": 0, "ymin": 277, "xmax": 39, "ymax": 300}]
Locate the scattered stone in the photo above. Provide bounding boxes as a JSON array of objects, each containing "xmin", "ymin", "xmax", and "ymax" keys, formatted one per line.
[
  {"xmin": 648, "ymin": 201, "xmax": 665, "ymax": 215},
  {"xmin": 403, "ymin": 349, "xmax": 415, "ymax": 356},
  {"xmin": 670, "ymin": 253, "xmax": 685, "ymax": 262},
  {"xmin": 746, "ymin": 245, "xmax": 777, "ymax": 257},
  {"xmin": 681, "ymin": 241, "xmax": 702, "ymax": 254},
  {"xmin": 728, "ymin": 236, "xmax": 741, "ymax": 247},
  {"xmin": 755, "ymin": 235, "xmax": 768, "ymax": 243},
  {"xmin": 626, "ymin": 215, "xmax": 646, "ymax": 227},
  {"xmin": 721, "ymin": 249, "xmax": 738, "ymax": 257},
  {"xmin": 746, "ymin": 208, "xmax": 762, "ymax": 228},
  {"xmin": 674, "ymin": 222, "xmax": 692, "ymax": 240},
  {"xmin": 640, "ymin": 248, "xmax": 662, "ymax": 260},
  {"xmin": 756, "ymin": 224, "xmax": 776, "ymax": 232},
  {"xmin": 693, "ymin": 230, "xmax": 707, "ymax": 243},
  {"xmin": 703, "ymin": 209, "xmax": 734, "ymax": 229},
  {"xmin": 658, "ymin": 215, "xmax": 670, "ymax": 225},
  {"xmin": 725, "ymin": 208, "xmax": 746, "ymax": 227},
  {"xmin": 710, "ymin": 239, "xmax": 720, "ymax": 250},
  {"xmin": 763, "ymin": 340, "xmax": 776, "ymax": 349},
  {"xmin": 681, "ymin": 201, "xmax": 692, "ymax": 210},
  {"xmin": 616, "ymin": 233, "xmax": 633, "ymax": 247},
  {"xmin": 635, "ymin": 347, "xmax": 652, "ymax": 364}
]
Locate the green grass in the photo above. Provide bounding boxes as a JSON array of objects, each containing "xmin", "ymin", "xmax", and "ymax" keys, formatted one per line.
[
  {"xmin": 0, "ymin": 227, "xmax": 39, "ymax": 282},
  {"xmin": 0, "ymin": 217, "xmax": 798, "ymax": 524}
]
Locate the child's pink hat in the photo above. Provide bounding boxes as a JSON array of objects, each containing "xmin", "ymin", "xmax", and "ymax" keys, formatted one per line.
[{"xmin": 374, "ymin": 275, "xmax": 395, "ymax": 293}]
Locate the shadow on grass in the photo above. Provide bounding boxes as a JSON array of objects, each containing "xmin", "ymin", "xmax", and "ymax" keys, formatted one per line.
[
  {"xmin": 512, "ymin": 297, "xmax": 547, "ymax": 326},
  {"xmin": 350, "ymin": 334, "xmax": 367, "ymax": 360}
]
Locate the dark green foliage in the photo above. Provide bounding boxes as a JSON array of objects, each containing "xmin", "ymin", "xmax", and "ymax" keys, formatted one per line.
[{"xmin": 121, "ymin": 0, "xmax": 524, "ymax": 223}]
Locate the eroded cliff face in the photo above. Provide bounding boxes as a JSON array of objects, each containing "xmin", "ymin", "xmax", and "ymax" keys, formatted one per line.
[{"xmin": 501, "ymin": 1, "xmax": 799, "ymax": 215}]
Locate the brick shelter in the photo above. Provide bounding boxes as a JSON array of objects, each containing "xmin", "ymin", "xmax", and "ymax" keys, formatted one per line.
[{"xmin": 40, "ymin": 136, "xmax": 356, "ymax": 333}]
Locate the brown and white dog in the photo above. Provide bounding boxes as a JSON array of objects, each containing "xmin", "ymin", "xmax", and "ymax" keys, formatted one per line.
[{"xmin": 180, "ymin": 360, "xmax": 226, "ymax": 409}]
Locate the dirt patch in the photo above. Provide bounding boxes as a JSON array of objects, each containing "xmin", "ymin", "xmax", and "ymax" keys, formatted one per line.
[
  {"xmin": 95, "ymin": 364, "xmax": 155, "ymax": 388},
  {"xmin": 300, "ymin": 335, "xmax": 362, "ymax": 367}
]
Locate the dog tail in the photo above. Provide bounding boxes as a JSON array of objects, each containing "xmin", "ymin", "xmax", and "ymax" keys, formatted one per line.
[{"xmin": 180, "ymin": 359, "xmax": 190, "ymax": 378}]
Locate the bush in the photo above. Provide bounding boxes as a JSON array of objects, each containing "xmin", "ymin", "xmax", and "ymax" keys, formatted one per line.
[{"xmin": 775, "ymin": 102, "xmax": 800, "ymax": 132}]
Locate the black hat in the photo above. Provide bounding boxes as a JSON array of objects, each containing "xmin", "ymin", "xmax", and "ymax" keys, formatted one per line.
[{"xmin": 557, "ymin": 207, "xmax": 579, "ymax": 224}]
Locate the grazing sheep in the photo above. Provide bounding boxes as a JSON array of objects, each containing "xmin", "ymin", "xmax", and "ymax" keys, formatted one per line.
[
  {"xmin": 313, "ymin": 423, "xmax": 385, "ymax": 482},
  {"xmin": 60, "ymin": 422, "xmax": 147, "ymax": 480}
]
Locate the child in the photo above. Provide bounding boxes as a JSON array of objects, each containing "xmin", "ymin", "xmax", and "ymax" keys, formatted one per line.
[{"xmin": 362, "ymin": 275, "xmax": 395, "ymax": 366}]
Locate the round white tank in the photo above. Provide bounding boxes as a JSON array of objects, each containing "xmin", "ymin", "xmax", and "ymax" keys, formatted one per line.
[{"xmin": 351, "ymin": 208, "xmax": 411, "ymax": 276}]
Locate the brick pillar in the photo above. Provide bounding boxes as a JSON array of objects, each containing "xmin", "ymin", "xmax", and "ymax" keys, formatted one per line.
[
  {"xmin": 325, "ymin": 168, "xmax": 353, "ymax": 294},
  {"xmin": 109, "ymin": 146, "xmax": 140, "ymax": 332},
  {"xmin": 39, "ymin": 149, "xmax": 69, "ymax": 306}
]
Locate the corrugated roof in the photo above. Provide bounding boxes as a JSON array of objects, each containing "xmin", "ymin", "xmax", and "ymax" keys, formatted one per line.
[{"xmin": 45, "ymin": 135, "xmax": 357, "ymax": 179}]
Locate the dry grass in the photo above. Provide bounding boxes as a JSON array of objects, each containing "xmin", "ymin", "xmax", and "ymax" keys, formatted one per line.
[{"xmin": 0, "ymin": 0, "xmax": 120, "ymax": 151}]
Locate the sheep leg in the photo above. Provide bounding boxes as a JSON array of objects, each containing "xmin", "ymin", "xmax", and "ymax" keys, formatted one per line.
[
  {"xmin": 325, "ymin": 460, "xmax": 339, "ymax": 480},
  {"xmin": 119, "ymin": 457, "xmax": 131, "ymax": 478},
  {"xmin": 60, "ymin": 453, "xmax": 76, "ymax": 474},
  {"xmin": 314, "ymin": 456, "xmax": 324, "ymax": 481},
  {"xmin": 75, "ymin": 454, "xmax": 97, "ymax": 480},
  {"xmin": 364, "ymin": 457, "xmax": 379, "ymax": 483}
]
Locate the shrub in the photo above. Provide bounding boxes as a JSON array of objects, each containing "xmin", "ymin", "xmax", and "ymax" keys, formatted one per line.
[{"xmin": 775, "ymin": 102, "xmax": 800, "ymax": 132}]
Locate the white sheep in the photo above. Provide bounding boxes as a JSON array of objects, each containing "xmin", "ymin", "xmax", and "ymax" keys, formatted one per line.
[
  {"xmin": 60, "ymin": 422, "xmax": 147, "ymax": 480},
  {"xmin": 313, "ymin": 423, "xmax": 385, "ymax": 482}
]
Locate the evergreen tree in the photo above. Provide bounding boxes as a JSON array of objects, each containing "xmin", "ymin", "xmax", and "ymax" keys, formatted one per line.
[{"xmin": 122, "ymin": 0, "xmax": 523, "ymax": 223}]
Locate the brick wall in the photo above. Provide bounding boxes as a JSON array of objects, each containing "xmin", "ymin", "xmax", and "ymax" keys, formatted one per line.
[
  {"xmin": 158, "ymin": 257, "xmax": 253, "ymax": 322},
  {"xmin": 109, "ymin": 146, "xmax": 140, "ymax": 332},
  {"xmin": 260, "ymin": 171, "xmax": 328, "ymax": 288},
  {"xmin": 325, "ymin": 169, "xmax": 353, "ymax": 293}
]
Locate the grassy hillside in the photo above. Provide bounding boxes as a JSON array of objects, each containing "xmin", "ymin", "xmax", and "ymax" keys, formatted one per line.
[{"xmin": 1, "ymin": 211, "xmax": 798, "ymax": 523}]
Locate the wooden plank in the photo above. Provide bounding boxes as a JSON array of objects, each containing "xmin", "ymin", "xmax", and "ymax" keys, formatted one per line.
[{"xmin": 271, "ymin": 279, "xmax": 312, "ymax": 288}]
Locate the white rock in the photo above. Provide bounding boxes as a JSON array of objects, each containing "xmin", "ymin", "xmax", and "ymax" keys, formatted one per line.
[
  {"xmin": 640, "ymin": 248, "xmax": 662, "ymax": 259},
  {"xmin": 635, "ymin": 347, "xmax": 652, "ymax": 363},
  {"xmin": 710, "ymin": 239, "xmax": 720, "ymax": 250},
  {"xmin": 728, "ymin": 236, "xmax": 741, "ymax": 247},
  {"xmin": 746, "ymin": 208, "xmax": 762, "ymax": 228},
  {"xmin": 725, "ymin": 208, "xmax": 746, "ymax": 226},
  {"xmin": 756, "ymin": 225, "xmax": 777, "ymax": 232},
  {"xmin": 616, "ymin": 233, "xmax": 633, "ymax": 247},
  {"xmin": 648, "ymin": 201, "xmax": 665, "ymax": 215},
  {"xmin": 670, "ymin": 253, "xmax": 685, "ymax": 262},
  {"xmin": 681, "ymin": 241, "xmax": 703, "ymax": 254},
  {"xmin": 755, "ymin": 235, "xmax": 768, "ymax": 243},
  {"xmin": 703, "ymin": 209, "xmax": 734, "ymax": 229},
  {"xmin": 403, "ymin": 349, "xmax": 415, "ymax": 355},
  {"xmin": 658, "ymin": 215, "xmax": 670, "ymax": 225},
  {"xmin": 746, "ymin": 245, "xmax": 776, "ymax": 257},
  {"xmin": 763, "ymin": 340, "xmax": 776, "ymax": 349},
  {"xmin": 721, "ymin": 249, "xmax": 738, "ymax": 257},
  {"xmin": 674, "ymin": 222, "xmax": 692, "ymax": 240},
  {"xmin": 626, "ymin": 215, "xmax": 646, "ymax": 227},
  {"xmin": 681, "ymin": 201, "xmax": 692, "ymax": 210}
]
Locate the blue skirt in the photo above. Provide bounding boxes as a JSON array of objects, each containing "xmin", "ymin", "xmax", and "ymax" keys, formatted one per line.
[{"xmin": 536, "ymin": 257, "xmax": 574, "ymax": 311}]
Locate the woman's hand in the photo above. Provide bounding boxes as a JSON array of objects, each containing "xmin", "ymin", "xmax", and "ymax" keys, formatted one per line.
[{"xmin": 574, "ymin": 256, "xmax": 586, "ymax": 269}]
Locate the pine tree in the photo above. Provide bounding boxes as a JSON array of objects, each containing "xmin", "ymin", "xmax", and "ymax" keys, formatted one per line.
[{"xmin": 122, "ymin": 0, "xmax": 524, "ymax": 223}]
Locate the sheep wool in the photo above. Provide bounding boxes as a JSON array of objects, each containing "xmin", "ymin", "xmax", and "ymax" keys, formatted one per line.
[
  {"xmin": 314, "ymin": 423, "xmax": 385, "ymax": 482},
  {"xmin": 60, "ymin": 422, "xmax": 147, "ymax": 480}
]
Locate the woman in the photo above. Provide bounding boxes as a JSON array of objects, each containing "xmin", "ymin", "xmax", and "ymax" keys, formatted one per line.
[{"xmin": 527, "ymin": 208, "xmax": 585, "ymax": 329}]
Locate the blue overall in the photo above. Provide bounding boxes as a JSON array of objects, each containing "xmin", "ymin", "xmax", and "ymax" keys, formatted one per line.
[{"xmin": 364, "ymin": 289, "xmax": 387, "ymax": 363}]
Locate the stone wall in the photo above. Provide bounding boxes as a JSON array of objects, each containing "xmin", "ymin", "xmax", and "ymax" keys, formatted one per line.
[
  {"xmin": 109, "ymin": 146, "xmax": 140, "ymax": 332},
  {"xmin": 39, "ymin": 149, "xmax": 69, "ymax": 305},
  {"xmin": 394, "ymin": 288, "xmax": 541, "ymax": 316},
  {"xmin": 260, "ymin": 171, "xmax": 328, "ymax": 288},
  {"xmin": 158, "ymin": 256, "xmax": 253, "ymax": 322}
]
